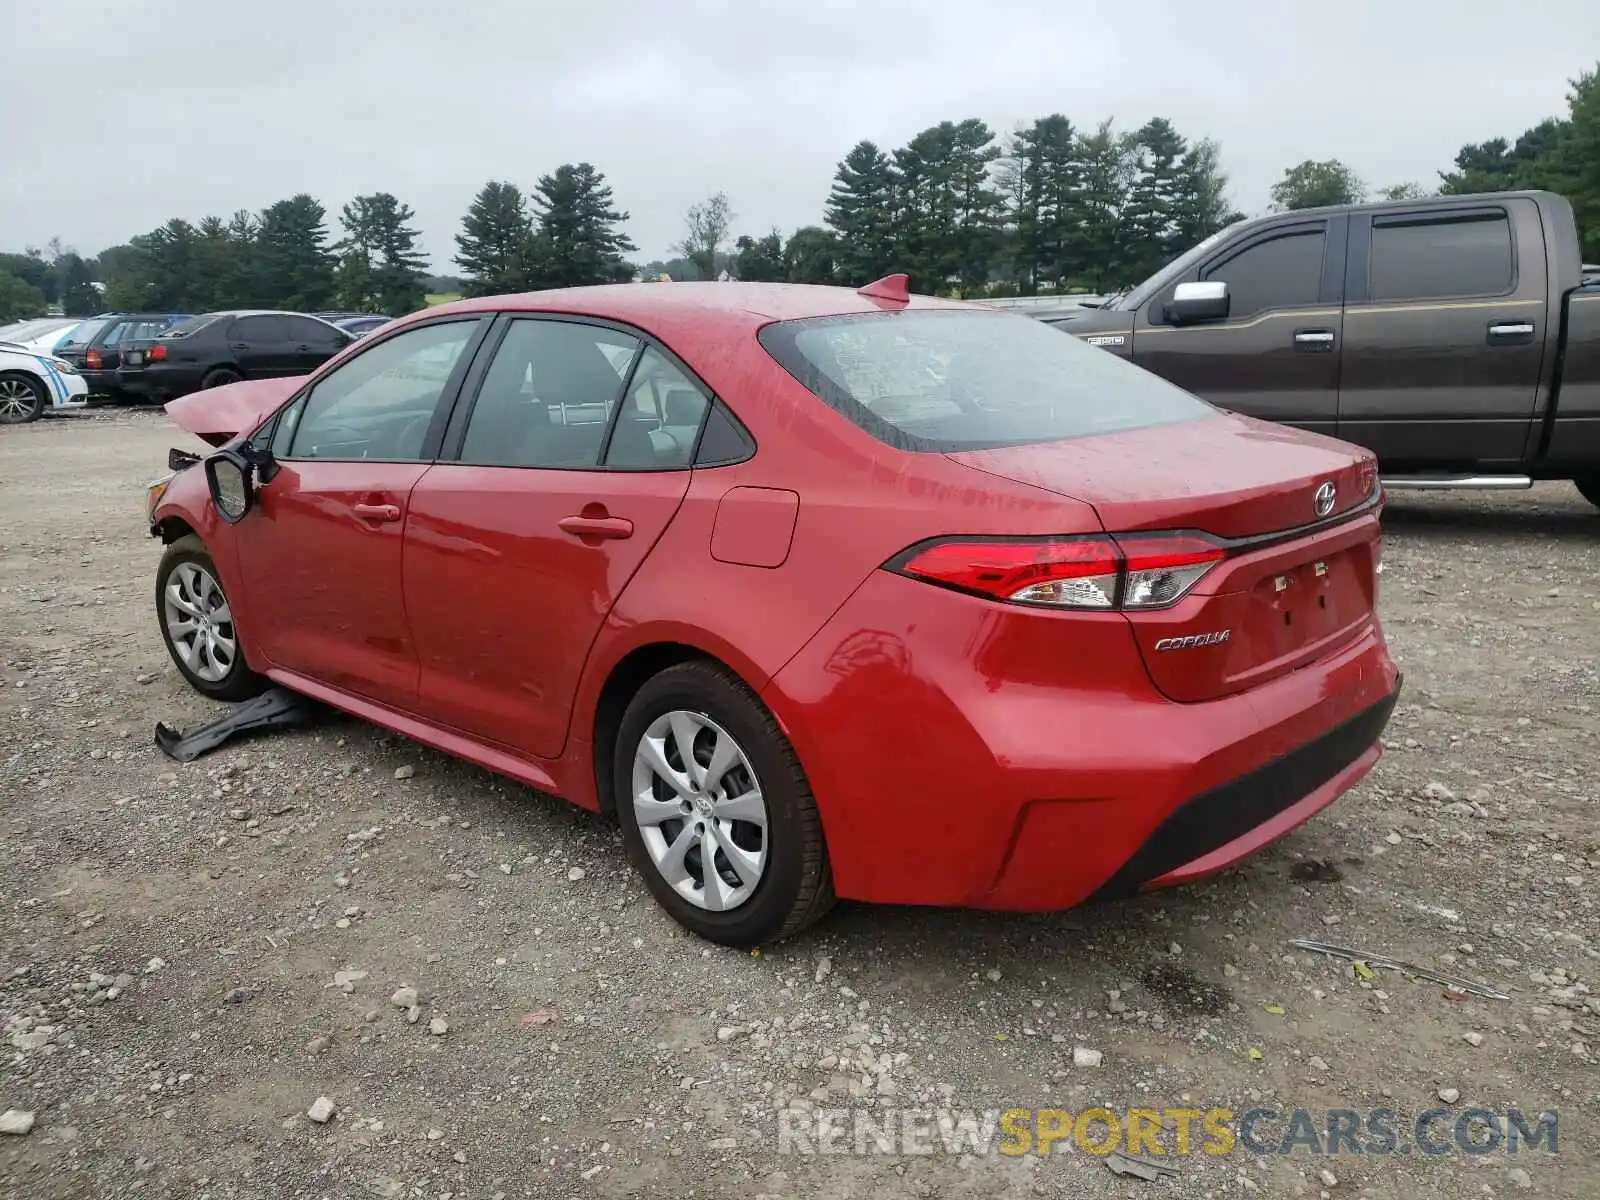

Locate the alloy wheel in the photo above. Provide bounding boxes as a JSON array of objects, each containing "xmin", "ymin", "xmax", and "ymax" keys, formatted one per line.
[
  {"xmin": 631, "ymin": 710, "xmax": 768, "ymax": 911},
  {"xmin": 163, "ymin": 562, "xmax": 237, "ymax": 683},
  {"xmin": 0, "ymin": 378, "xmax": 39, "ymax": 422}
]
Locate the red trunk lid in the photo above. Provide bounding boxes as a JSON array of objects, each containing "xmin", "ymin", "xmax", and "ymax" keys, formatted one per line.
[{"xmin": 948, "ymin": 413, "xmax": 1383, "ymax": 702}]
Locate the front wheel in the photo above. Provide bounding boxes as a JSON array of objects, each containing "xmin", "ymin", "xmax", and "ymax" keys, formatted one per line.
[
  {"xmin": 155, "ymin": 536, "xmax": 269, "ymax": 701},
  {"xmin": 614, "ymin": 661, "xmax": 833, "ymax": 946},
  {"xmin": 1575, "ymin": 474, "xmax": 1600, "ymax": 511},
  {"xmin": 0, "ymin": 372, "xmax": 47, "ymax": 424}
]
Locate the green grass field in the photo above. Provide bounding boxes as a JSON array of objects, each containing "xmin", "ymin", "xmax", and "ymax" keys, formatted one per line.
[{"xmin": 425, "ymin": 293, "xmax": 462, "ymax": 307}]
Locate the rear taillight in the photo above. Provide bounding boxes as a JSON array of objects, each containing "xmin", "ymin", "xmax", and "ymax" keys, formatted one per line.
[
  {"xmin": 890, "ymin": 533, "xmax": 1225, "ymax": 611},
  {"xmin": 149, "ymin": 344, "xmax": 168, "ymax": 361},
  {"xmin": 85, "ymin": 349, "xmax": 101, "ymax": 369}
]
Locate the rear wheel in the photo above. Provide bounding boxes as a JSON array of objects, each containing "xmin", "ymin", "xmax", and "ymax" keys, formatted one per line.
[
  {"xmin": 0, "ymin": 373, "xmax": 46, "ymax": 424},
  {"xmin": 201, "ymin": 367, "xmax": 242, "ymax": 389},
  {"xmin": 155, "ymin": 536, "xmax": 269, "ymax": 701},
  {"xmin": 614, "ymin": 660, "xmax": 833, "ymax": 946},
  {"xmin": 1575, "ymin": 474, "xmax": 1600, "ymax": 511}
]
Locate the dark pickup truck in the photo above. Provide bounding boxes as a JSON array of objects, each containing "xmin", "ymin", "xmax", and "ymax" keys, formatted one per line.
[{"xmin": 1051, "ymin": 190, "xmax": 1600, "ymax": 508}]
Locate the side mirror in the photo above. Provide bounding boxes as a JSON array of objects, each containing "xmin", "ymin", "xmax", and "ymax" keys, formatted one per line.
[
  {"xmin": 1165, "ymin": 280, "xmax": 1230, "ymax": 325},
  {"xmin": 205, "ymin": 449, "xmax": 255, "ymax": 524}
]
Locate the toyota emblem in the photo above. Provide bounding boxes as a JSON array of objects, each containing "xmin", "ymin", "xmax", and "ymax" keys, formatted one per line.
[{"xmin": 1313, "ymin": 481, "xmax": 1337, "ymax": 518}]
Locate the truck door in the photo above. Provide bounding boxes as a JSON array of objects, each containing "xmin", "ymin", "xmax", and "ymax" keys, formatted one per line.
[
  {"xmin": 1132, "ymin": 216, "xmax": 1344, "ymax": 437},
  {"xmin": 1337, "ymin": 199, "xmax": 1547, "ymax": 468}
]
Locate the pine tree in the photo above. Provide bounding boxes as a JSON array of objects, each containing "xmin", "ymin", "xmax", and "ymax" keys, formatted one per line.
[
  {"xmin": 892, "ymin": 120, "xmax": 1004, "ymax": 294},
  {"xmin": 1070, "ymin": 121, "xmax": 1136, "ymax": 291},
  {"xmin": 337, "ymin": 193, "xmax": 428, "ymax": 313},
  {"xmin": 1171, "ymin": 139, "xmax": 1243, "ymax": 252},
  {"xmin": 1118, "ymin": 118, "xmax": 1189, "ymax": 284},
  {"xmin": 455, "ymin": 182, "xmax": 535, "ymax": 297},
  {"xmin": 1007, "ymin": 114, "xmax": 1084, "ymax": 293},
  {"xmin": 529, "ymin": 164, "xmax": 636, "ymax": 288},
  {"xmin": 825, "ymin": 141, "xmax": 900, "ymax": 285},
  {"xmin": 255, "ymin": 194, "xmax": 336, "ymax": 309},
  {"xmin": 55, "ymin": 253, "xmax": 99, "ymax": 316}
]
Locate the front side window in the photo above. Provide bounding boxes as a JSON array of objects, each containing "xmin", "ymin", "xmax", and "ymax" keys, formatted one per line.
[
  {"xmin": 1199, "ymin": 228, "xmax": 1326, "ymax": 318},
  {"xmin": 459, "ymin": 319, "xmax": 640, "ymax": 469},
  {"xmin": 287, "ymin": 319, "xmax": 479, "ymax": 461},
  {"xmin": 760, "ymin": 308, "xmax": 1210, "ymax": 452},
  {"xmin": 1369, "ymin": 212, "xmax": 1513, "ymax": 302}
]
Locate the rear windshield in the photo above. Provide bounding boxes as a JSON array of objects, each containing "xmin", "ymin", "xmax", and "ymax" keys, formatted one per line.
[
  {"xmin": 759, "ymin": 308, "xmax": 1211, "ymax": 451},
  {"xmin": 59, "ymin": 319, "xmax": 112, "ymax": 346}
]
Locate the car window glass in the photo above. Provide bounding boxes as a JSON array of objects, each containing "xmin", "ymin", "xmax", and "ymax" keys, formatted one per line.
[
  {"xmin": 605, "ymin": 347, "xmax": 710, "ymax": 469},
  {"xmin": 459, "ymin": 320, "xmax": 639, "ymax": 469},
  {"xmin": 288, "ymin": 320, "xmax": 478, "ymax": 461},
  {"xmin": 1369, "ymin": 212, "xmax": 1513, "ymax": 301},
  {"xmin": 229, "ymin": 315, "xmax": 288, "ymax": 343},
  {"xmin": 60, "ymin": 319, "xmax": 111, "ymax": 346},
  {"xmin": 285, "ymin": 315, "xmax": 344, "ymax": 344},
  {"xmin": 761, "ymin": 309, "xmax": 1209, "ymax": 452},
  {"xmin": 1200, "ymin": 229, "xmax": 1325, "ymax": 318}
]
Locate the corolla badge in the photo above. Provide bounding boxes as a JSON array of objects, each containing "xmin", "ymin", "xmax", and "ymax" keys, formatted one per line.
[
  {"xmin": 1154, "ymin": 631, "xmax": 1231, "ymax": 652},
  {"xmin": 1314, "ymin": 481, "xmax": 1337, "ymax": 518}
]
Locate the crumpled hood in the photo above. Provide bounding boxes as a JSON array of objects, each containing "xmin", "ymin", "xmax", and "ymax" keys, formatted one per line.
[{"xmin": 164, "ymin": 377, "xmax": 301, "ymax": 446}]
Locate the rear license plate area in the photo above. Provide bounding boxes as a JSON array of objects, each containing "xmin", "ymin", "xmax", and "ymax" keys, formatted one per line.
[
  {"xmin": 1250, "ymin": 547, "xmax": 1367, "ymax": 650},
  {"xmin": 126, "ymin": 351, "xmax": 143, "ymax": 365}
]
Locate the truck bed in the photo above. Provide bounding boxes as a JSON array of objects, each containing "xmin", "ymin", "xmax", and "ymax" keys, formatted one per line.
[{"xmin": 1542, "ymin": 285, "xmax": 1600, "ymax": 469}]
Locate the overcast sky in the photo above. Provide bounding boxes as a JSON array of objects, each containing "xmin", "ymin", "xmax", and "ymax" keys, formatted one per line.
[{"xmin": 5, "ymin": 0, "xmax": 1597, "ymax": 271}]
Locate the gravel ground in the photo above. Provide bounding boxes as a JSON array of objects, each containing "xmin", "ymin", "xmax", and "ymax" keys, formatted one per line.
[{"xmin": 1, "ymin": 409, "xmax": 1597, "ymax": 1199}]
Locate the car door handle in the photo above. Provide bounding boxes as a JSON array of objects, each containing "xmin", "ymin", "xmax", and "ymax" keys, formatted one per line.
[
  {"xmin": 558, "ymin": 514, "xmax": 634, "ymax": 540},
  {"xmin": 352, "ymin": 502, "xmax": 402, "ymax": 523},
  {"xmin": 1293, "ymin": 329, "xmax": 1336, "ymax": 352},
  {"xmin": 1487, "ymin": 321, "xmax": 1535, "ymax": 344},
  {"xmin": 230, "ymin": 343, "xmax": 249, "ymax": 351}
]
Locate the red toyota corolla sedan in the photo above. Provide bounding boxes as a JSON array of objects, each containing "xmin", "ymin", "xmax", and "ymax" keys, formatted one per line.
[{"xmin": 146, "ymin": 277, "xmax": 1399, "ymax": 945}]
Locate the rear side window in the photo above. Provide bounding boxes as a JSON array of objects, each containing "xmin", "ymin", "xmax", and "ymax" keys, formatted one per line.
[
  {"xmin": 459, "ymin": 319, "xmax": 640, "ymax": 469},
  {"xmin": 759, "ymin": 309, "xmax": 1210, "ymax": 452},
  {"xmin": 1369, "ymin": 212, "xmax": 1513, "ymax": 301},
  {"xmin": 160, "ymin": 316, "xmax": 218, "ymax": 338},
  {"xmin": 229, "ymin": 315, "xmax": 288, "ymax": 342},
  {"xmin": 1199, "ymin": 227, "xmax": 1326, "ymax": 318}
]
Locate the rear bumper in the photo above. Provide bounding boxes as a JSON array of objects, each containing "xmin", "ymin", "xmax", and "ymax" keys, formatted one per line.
[
  {"xmin": 117, "ymin": 364, "xmax": 200, "ymax": 398},
  {"xmin": 1086, "ymin": 682, "xmax": 1398, "ymax": 900},
  {"xmin": 764, "ymin": 569, "xmax": 1399, "ymax": 911}
]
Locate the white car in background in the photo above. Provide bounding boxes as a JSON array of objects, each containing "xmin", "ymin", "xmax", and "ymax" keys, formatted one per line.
[
  {"xmin": 0, "ymin": 317, "xmax": 87, "ymax": 353},
  {"xmin": 0, "ymin": 341, "xmax": 88, "ymax": 423}
]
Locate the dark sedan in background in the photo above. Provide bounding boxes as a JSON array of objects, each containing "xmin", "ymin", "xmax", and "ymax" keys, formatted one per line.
[
  {"xmin": 117, "ymin": 310, "xmax": 354, "ymax": 401},
  {"xmin": 53, "ymin": 313, "xmax": 192, "ymax": 398}
]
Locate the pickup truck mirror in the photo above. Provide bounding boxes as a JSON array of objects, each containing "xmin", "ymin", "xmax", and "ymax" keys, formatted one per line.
[{"xmin": 1166, "ymin": 280, "xmax": 1230, "ymax": 325}]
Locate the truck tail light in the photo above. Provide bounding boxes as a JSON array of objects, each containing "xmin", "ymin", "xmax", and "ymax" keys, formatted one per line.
[{"xmin": 889, "ymin": 533, "xmax": 1225, "ymax": 611}]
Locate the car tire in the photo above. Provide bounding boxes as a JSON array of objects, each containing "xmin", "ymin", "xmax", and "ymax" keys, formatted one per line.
[
  {"xmin": 614, "ymin": 660, "xmax": 834, "ymax": 946},
  {"xmin": 155, "ymin": 535, "xmax": 269, "ymax": 702},
  {"xmin": 0, "ymin": 372, "xmax": 47, "ymax": 424},
  {"xmin": 1575, "ymin": 474, "xmax": 1600, "ymax": 511},
  {"xmin": 201, "ymin": 367, "xmax": 243, "ymax": 389}
]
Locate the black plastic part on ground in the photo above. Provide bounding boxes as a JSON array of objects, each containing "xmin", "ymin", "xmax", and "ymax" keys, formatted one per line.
[{"xmin": 154, "ymin": 687, "xmax": 322, "ymax": 763}]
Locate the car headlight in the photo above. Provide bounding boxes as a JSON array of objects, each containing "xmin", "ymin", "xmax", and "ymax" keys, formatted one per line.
[
  {"xmin": 146, "ymin": 472, "xmax": 174, "ymax": 520},
  {"xmin": 51, "ymin": 357, "xmax": 80, "ymax": 375}
]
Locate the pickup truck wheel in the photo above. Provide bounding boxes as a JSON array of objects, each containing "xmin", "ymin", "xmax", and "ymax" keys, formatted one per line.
[
  {"xmin": 0, "ymin": 372, "xmax": 47, "ymax": 424},
  {"xmin": 1574, "ymin": 474, "xmax": 1600, "ymax": 511}
]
